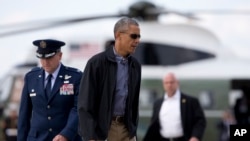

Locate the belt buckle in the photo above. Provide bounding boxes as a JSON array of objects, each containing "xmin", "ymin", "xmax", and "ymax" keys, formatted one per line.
[
  {"xmin": 115, "ymin": 116, "xmax": 120, "ymax": 122},
  {"xmin": 114, "ymin": 116, "xmax": 122, "ymax": 123}
]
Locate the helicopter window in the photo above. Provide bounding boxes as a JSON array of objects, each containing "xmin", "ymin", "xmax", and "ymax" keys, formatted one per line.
[{"xmin": 133, "ymin": 42, "xmax": 215, "ymax": 65}]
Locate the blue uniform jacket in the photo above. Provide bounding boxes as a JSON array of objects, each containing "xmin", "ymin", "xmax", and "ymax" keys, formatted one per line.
[{"xmin": 17, "ymin": 64, "xmax": 82, "ymax": 141}]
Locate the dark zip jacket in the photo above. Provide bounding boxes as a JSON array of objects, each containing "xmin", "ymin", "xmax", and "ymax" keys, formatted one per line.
[{"xmin": 78, "ymin": 47, "xmax": 141, "ymax": 140}]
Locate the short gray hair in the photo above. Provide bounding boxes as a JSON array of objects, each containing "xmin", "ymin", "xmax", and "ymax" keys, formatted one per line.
[{"xmin": 113, "ymin": 17, "xmax": 139, "ymax": 34}]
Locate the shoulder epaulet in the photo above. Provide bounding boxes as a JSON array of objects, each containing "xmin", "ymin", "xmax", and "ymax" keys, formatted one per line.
[
  {"xmin": 65, "ymin": 66, "xmax": 82, "ymax": 74},
  {"xmin": 25, "ymin": 67, "xmax": 42, "ymax": 75},
  {"xmin": 31, "ymin": 67, "xmax": 41, "ymax": 72}
]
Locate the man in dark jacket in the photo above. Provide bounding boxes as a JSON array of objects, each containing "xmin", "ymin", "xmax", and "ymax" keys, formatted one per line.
[
  {"xmin": 143, "ymin": 72, "xmax": 206, "ymax": 141},
  {"xmin": 78, "ymin": 17, "xmax": 141, "ymax": 141}
]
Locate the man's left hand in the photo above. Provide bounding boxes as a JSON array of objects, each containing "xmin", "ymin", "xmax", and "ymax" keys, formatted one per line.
[
  {"xmin": 189, "ymin": 136, "xmax": 199, "ymax": 141},
  {"xmin": 53, "ymin": 134, "xmax": 68, "ymax": 141}
]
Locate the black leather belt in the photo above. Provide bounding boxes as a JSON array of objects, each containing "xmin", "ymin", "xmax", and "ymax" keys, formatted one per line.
[{"xmin": 112, "ymin": 116, "xmax": 124, "ymax": 123}]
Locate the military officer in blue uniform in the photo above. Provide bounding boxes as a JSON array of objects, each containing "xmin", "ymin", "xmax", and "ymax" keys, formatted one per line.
[{"xmin": 17, "ymin": 39, "xmax": 82, "ymax": 141}]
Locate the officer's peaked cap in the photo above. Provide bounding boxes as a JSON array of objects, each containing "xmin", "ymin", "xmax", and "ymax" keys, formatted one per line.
[{"xmin": 33, "ymin": 39, "xmax": 65, "ymax": 59}]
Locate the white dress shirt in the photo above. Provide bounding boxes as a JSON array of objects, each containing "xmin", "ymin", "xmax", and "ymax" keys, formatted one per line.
[{"xmin": 159, "ymin": 89, "xmax": 184, "ymax": 138}]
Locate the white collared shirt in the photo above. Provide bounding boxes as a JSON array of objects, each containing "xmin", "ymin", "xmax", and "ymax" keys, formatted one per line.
[{"xmin": 159, "ymin": 89, "xmax": 184, "ymax": 138}]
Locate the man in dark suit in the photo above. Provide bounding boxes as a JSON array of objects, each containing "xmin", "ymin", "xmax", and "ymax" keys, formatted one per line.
[
  {"xmin": 143, "ymin": 72, "xmax": 206, "ymax": 141},
  {"xmin": 17, "ymin": 39, "xmax": 82, "ymax": 141}
]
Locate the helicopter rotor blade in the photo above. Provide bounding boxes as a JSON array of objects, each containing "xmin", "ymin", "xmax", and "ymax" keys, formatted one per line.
[
  {"xmin": 145, "ymin": 7, "xmax": 199, "ymax": 20},
  {"xmin": 0, "ymin": 14, "xmax": 127, "ymax": 37},
  {"xmin": 186, "ymin": 9, "xmax": 250, "ymax": 15},
  {"xmin": 145, "ymin": 8, "xmax": 250, "ymax": 20}
]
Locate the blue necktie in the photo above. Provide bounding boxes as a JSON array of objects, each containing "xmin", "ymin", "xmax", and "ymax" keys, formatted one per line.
[{"xmin": 45, "ymin": 74, "xmax": 52, "ymax": 99}]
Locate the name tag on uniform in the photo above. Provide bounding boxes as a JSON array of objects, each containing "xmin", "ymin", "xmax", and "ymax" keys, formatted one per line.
[
  {"xmin": 60, "ymin": 84, "xmax": 74, "ymax": 95},
  {"xmin": 29, "ymin": 93, "xmax": 36, "ymax": 97}
]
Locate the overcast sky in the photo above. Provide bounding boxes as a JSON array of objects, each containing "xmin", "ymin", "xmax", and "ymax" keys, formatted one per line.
[{"xmin": 1, "ymin": 0, "xmax": 250, "ymax": 79}]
